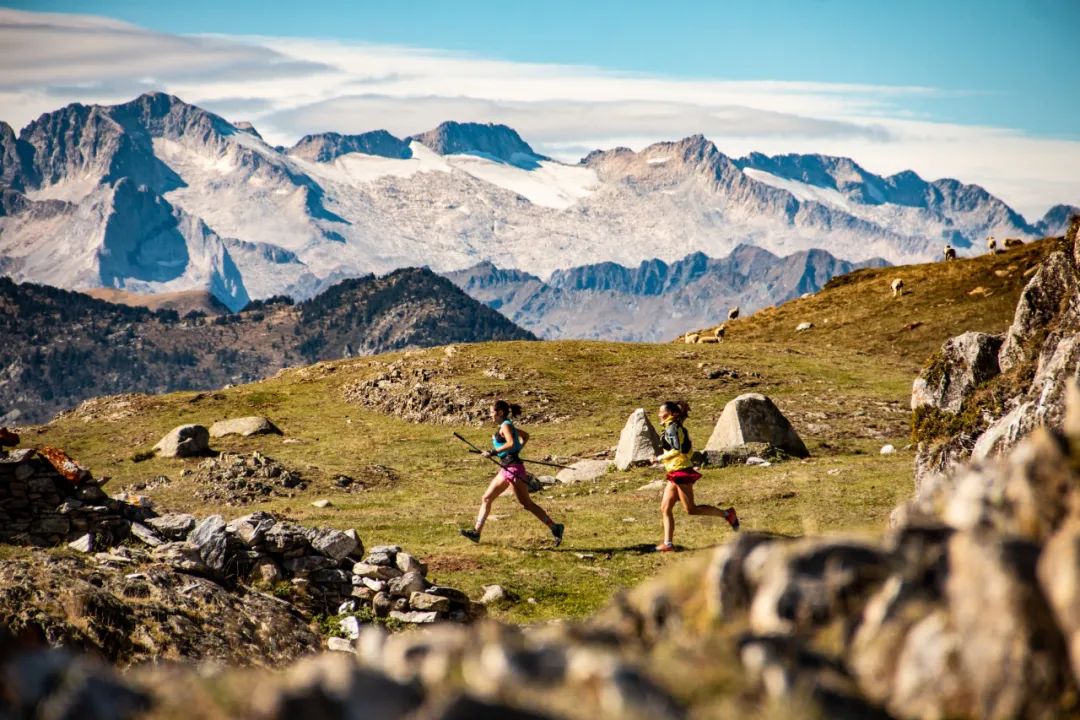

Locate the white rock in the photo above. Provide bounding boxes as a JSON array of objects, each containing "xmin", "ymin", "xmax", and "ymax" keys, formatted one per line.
[
  {"xmin": 555, "ymin": 459, "xmax": 614, "ymax": 484},
  {"xmin": 388, "ymin": 610, "xmax": 439, "ymax": 624},
  {"xmin": 795, "ymin": 322, "xmax": 813, "ymax": 332},
  {"xmin": 706, "ymin": 393, "xmax": 809, "ymax": 458},
  {"xmin": 339, "ymin": 615, "xmax": 361, "ymax": 640},
  {"xmin": 311, "ymin": 499, "xmax": 333, "ymax": 509},
  {"xmin": 68, "ymin": 533, "xmax": 93, "ymax": 553},
  {"xmin": 614, "ymin": 408, "xmax": 662, "ymax": 471},
  {"xmin": 152, "ymin": 424, "xmax": 210, "ymax": 458},
  {"xmin": 880, "ymin": 444, "xmax": 896, "ymax": 455},
  {"xmin": 745, "ymin": 457, "xmax": 770, "ymax": 466},
  {"xmin": 480, "ymin": 585, "xmax": 508, "ymax": 605},
  {"xmin": 208, "ymin": 416, "xmax": 282, "ymax": 438},
  {"xmin": 327, "ymin": 637, "xmax": 356, "ymax": 654}
]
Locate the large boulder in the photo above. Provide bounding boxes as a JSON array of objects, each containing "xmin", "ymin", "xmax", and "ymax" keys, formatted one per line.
[
  {"xmin": 152, "ymin": 424, "xmax": 210, "ymax": 458},
  {"xmin": 911, "ymin": 332, "xmax": 1003, "ymax": 413},
  {"xmin": 999, "ymin": 249, "xmax": 1078, "ymax": 373},
  {"xmin": 209, "ymin": 416, "xmax": 283, "ymax": 438},
  {"xmin": 705, "ymin": 394, "xmax": 809, "ymax": 458},
  {"xmin": 614, "ymin": 409, "xmax": 662, "ymax": 471}
]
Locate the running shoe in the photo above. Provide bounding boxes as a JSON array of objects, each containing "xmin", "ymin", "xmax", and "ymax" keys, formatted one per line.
[
  {"xmin": 551, "ymin": 523, "xmax": 565, "ymax": 547},
  {"xmin": 723, "ymin": 507, "xmax": 740, "ymax": 531},
  {"xmin": 460, "ymin": 528, "xmax": 481, "ymax": 543},
  {"xmin": 655, "ymin": 542, "xmax": 675, "ymax": 553}
]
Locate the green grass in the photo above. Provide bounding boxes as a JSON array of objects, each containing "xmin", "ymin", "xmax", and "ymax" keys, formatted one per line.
[
  {"xmin": 31, "ymin": 339, "xmax": 913, "ymax": 623},
  {"xmin": 25, "ymin": 243, "xmax": 1046, "ymax": 624}
]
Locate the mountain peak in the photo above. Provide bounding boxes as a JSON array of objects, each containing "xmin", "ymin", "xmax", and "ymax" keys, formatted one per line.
[
  {"xmin": 288, "ymin": 130, "xmax": 411, "ymax": 163},
  {"xmin": 408, "ymin": 122, "xmax": 547, "ymax": 165},
  {"xmin": 234, "ymin": 122, "xmax": 263, "ymax": 140}
]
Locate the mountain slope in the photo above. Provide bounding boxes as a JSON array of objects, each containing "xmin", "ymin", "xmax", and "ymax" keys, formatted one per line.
[
  {"xmin": 0, "ymin": 93, "xmax": 1057, "ymax": 314},
  {"xmin": 0, "ymin": 268, "xmax": 534, "ymax": 424},
  {"xmin": 445, "ymin": 244, "xmax": 887, "ymax": 341}
]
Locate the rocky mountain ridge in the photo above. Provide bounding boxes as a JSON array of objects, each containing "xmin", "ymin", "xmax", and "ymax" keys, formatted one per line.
[
  {"xmin": 0, "ymin": 267, "xmax": 533, "ymax": 424},
  {"xmin": 445, "ymin": 244, "xmax": 887, "ymax": 341},
  {"xmin": 0, "ymin": 93, "xmax": 1064, "ymax": 315}
]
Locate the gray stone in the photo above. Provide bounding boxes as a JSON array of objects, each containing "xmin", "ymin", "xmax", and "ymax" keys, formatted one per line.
[
  {"xmin": 343, "ymin": 528, "xmax": 364, "ymax": 559},
  {"xmin": 426, "ymin": 586, "xmax": 470, "ymax": 604},
  {"xmin": 339, "ymin": 615, "xmax": 361, "ymax": 640},
  {"xmin": 352, "ymin": 562, "xmax": 402, "ymax": 580},
  {"xmin": 395, "ymin": 551, "xmax": 427, "ymax": 576},
  {"xmin": 911, "ymin": 332, "xmax": 1003, "ymax": 413},
  {"xmin": 68, "ymin": 533, "xmax": 93, "ymax": 553},
  {"xmin": 480, "ymin": 585, "xmax": 508, "ymax": 605},
  {"xmin": 614, "ymin": 408, "xmax": 662, "ymax": 471},
  {"xmin": 152, "ymin": 542, "xmax": 210, "ymax": 575},
  {"xmin": 264, "ymin": 522, "xmax": 309, "ymax": 553},
  {"xmin": 388, "ymin": 571, "xmax": 427, "ymax": 598},
  {"xmin": 128, "ymin": 522, "xmax": 163, "ymax": 547},
  {"xmin": 705, "ymin": 393, "xmax": 809, "ymax": 458},
  {"xmin": 409, "ymin": 591, "xmax": 450, "ymax": 612},
  {"xmin": 555, "ymin": 459, "xmax": 614, "ymax": 484},
  {"xmin": 365, "ymin": 550, "xmax": 396, "ymax": 567},
  {"xmin": 145, "ymin": 513, "xmax": 196, "ymax": 540},
  {"xmin": 372, "ymin": 591, "xmax": 393, "ymax": 617},
  {"xmin": 188, "ymin": 515, "xmax": 228, "ymax": 573},
  {"xmin": 362, "ymin": 577, "xmax": 386, "ymax": 593},
  {"xmin": 152, "ymin": 424, "xmax": 210, "ymax": 458},
  {"xmin": 209, "ymin": 416, "xmax": 282, "ymax": 438},
  {"xmin": 388, "ymin": 610, "xmax": 439, "ymax": 624},
  {"xmin": 999, "ymin": 250, "xmax": 1078, "ymax": 372},
  {"xmin": 283, "ymin": 555, "xmax": 335, "ymax": 576},
  {"xmin": 251, "ymin": 557, "xmax": 282, "ymax": 584},
  {"xmin": 305, "ymin": 527, "xmax": 358, "ymax": 562},
  {"xmin": 227, "ymin": 511, "xmax": 276, "ymax": 546},
  {"xmin": 326, "ymin": 637, "xmax": 356, "ymax": 654}
]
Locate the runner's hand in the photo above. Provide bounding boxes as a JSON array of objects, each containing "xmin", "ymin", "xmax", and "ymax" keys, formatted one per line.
[{"xmin": 481, "ymin": 450, "xmax": 493, "ymax": 457}]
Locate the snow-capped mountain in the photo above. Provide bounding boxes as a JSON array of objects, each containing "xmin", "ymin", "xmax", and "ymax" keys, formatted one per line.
[
  {"xmin": 0, "ymin": 93, "xmax": 1068, "ymax": 314},
  {"xmin": 444, "ymin": 245, "xmax": 887, "ymax": 341}
]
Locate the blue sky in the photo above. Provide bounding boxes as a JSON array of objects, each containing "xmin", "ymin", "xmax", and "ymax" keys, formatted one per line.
[
  {"xmin": 6, "ymin": 0, "xmax": 1079, "ymax": 138},
  {"xmin": 0, "ymin": 1, "xmax": 1077, "ymax": 215}
]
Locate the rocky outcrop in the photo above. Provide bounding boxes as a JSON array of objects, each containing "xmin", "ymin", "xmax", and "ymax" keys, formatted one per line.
[
  {"xmin": 705, "ymin": 393, "xmax": 809, "ymax": 458},
  {"xmin": 911, "ymin": 332, "xmax": 1003, "ymax": 413},
  {"xmin": 288, "ymin": 130, "xmax": 412, "ymax": 163},
  {"xmin": 912, "ymin": 217, "xmax": 1080, "ymax": 492},
  {"xmin": 409, "ymin": 122, "xmax": 546, "ymax": 165}
]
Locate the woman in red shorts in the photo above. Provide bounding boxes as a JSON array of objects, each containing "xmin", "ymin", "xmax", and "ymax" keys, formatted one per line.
[
  {"xmin": 654, "ymin": 400, "xmax": 738, "ymax": 552},
  {"xmin": 460, "ymin": 400, "xmax": 564, "ymax": 546}
]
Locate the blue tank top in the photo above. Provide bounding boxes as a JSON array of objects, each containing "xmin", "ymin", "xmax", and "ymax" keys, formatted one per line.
[{"xmin": 492, "ymin": 419, "xmax": 523, "ymax": 463}]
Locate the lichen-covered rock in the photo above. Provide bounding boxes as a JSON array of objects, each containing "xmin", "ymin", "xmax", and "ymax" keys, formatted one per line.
[
  {"xmin": 188, "ymin": 514, "xmax": 228, "ymax": 574},
  {"xmin": 911, "ymin": 331, "xmax": 1003, "ymax": 413},
  {"xmin": 705, "ymin": 393, "xmax": 809, "ymax": 458},
  {"xmin": 555, "ymin": 459, "xmax": 613, "ymax": 484}
]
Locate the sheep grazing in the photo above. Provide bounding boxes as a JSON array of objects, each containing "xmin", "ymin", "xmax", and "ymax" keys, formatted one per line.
[
  {"xmin": 727, "ymin": 306, "xmax": 740, "ymax": 321},
  {"xmin": 891, "ymin": 278, "xmax": 904, "ymax": 297},
  {"xmin": 712, "ymin": 324, "xmax": 727, "ymax": 341},
  {"xmin": 943, "ymin": 245, "xmax": 957, "ymax": 261},
  {"xmin": 987, "ymin": 236, "xmax": 997, "ymax": 253},
  {"xmin": 684, "ymin": 333, "xmax": 700, "ymax": 344},
  {"xmin": 1004, "ymin": 237, "xmax": 1024, "ymax": 248}
]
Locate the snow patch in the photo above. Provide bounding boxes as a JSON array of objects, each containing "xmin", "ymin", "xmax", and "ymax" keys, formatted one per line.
[
  {"xmin": 743, "ymin": 168, "xmax": 854, "ymax": 212},
  {"xmin": 647, "ymin": 157, "xmax": 670, "ymax": 165}
]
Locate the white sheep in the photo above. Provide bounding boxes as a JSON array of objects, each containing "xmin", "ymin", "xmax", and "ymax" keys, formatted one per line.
[
  {"xmin": 727, "ymin": 306, "xmax": 740, "ymax": 321},
  {"xmin": 987, "ymin": 236, "xmax": 996, "ymax": 253},
  {"xmin": 943, "ymin": 245, "xmax": 957, "ymax": 261},
  {"xmin": 891, "ymin": 278, "xmax": 904, "ymax": 297}
]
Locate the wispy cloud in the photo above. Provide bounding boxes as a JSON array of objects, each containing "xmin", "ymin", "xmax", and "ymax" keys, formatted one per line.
[{"xmin": 0, "ymin": 8, "xmax": 1076, "ymax": 218}]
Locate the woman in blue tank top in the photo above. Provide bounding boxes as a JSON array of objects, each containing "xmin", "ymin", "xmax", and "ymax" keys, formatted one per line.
[{"xmin": 460, "ymin": 400, "xmax": 564, "ymax": 546}]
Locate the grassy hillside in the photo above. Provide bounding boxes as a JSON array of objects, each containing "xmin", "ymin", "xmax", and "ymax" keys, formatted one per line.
[{"xmin": 23, "ymin": 242, "xmax": 1048, "ymax": 624}]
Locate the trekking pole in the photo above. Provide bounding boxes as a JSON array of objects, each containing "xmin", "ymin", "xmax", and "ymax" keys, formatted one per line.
[{"xmin": 452, "ymin": 432, "xmax": 575, "ymax": 470}]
